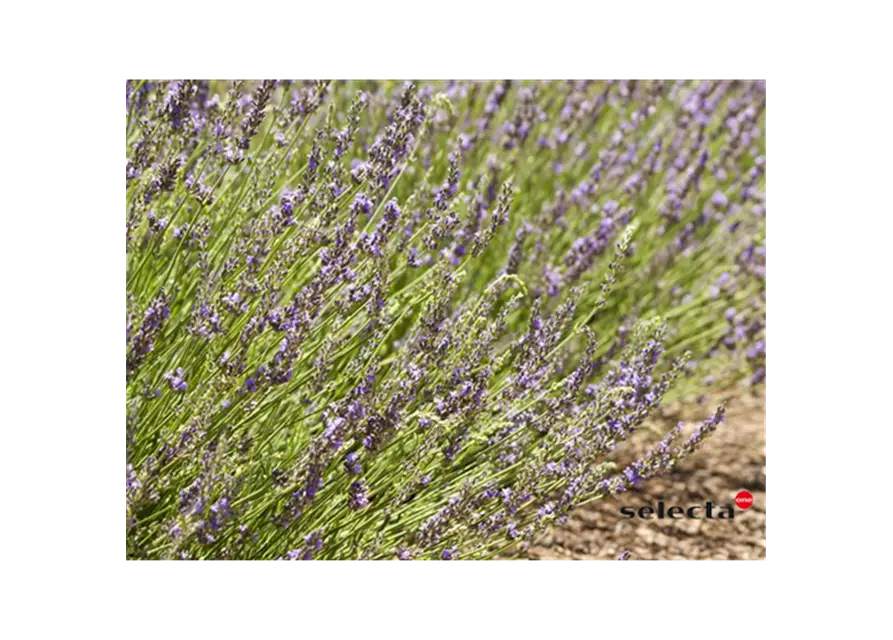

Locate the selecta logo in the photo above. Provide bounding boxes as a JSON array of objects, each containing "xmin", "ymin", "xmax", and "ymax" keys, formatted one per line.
[{"xmin": 620, "ymin": 490, "xmax": 755, "ymax": 520}]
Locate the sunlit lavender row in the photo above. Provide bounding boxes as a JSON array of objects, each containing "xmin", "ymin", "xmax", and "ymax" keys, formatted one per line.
[{"xmin": 126, "ymin": 80, "xmax": 765, "ymax": 560}]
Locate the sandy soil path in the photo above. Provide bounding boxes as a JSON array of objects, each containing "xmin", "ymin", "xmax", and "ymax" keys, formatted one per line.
[{"xmin": 521, "ymin": 393, "xmax": 766, "ymax": 560}]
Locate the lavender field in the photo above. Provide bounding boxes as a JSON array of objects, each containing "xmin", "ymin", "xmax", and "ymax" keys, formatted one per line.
[{"xmin": 125, "ymin": 80, "xmax": 765, "ymax": 560}]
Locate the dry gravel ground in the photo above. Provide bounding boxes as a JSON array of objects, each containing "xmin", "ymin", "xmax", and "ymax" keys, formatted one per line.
[{"xmin": 520, "ymin": 392, "xmax": 766, "ymax": 560}]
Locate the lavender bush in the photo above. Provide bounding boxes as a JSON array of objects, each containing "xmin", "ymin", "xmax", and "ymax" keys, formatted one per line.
[{"xmin": 126, "ymin": 80, "xmax": 765, "ymax": 560}]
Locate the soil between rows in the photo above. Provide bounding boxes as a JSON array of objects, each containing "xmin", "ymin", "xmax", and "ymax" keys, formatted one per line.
[{"xmin": 519, "ymin": 392, "xmax": 766, "ymax": 560}]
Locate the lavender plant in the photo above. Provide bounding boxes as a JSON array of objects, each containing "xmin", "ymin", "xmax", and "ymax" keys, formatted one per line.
[{"xmin": 126, "ymin": 80, "xmax": 765, "ymax": 560}]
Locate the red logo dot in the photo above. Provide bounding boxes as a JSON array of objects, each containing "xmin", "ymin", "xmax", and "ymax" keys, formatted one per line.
[{"xmin": 735, "ymin": 490, "xmax": 754, "ymax": 509}]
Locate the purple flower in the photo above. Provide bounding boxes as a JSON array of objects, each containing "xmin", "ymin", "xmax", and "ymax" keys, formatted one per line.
[
  {"xmin": 623, "ymin": 464, "xmax": 643, "ymax": 487},
  {"xmin": 352, "ymin": 193, "xmax": 373, "ymax": 216},
  {"xmin": 383, "ymin": 198, "xmax": 401, "ymax": 222},
  {"xmin": 348, "ymin": 480, "xmax": 370, "ymax": 510},
  {"xmin": 751, "ymin": 367, "xmax": 766, "ymax": 385},
  {"xmin": 163, "ymin": 368, "xmax": 187, "ymax": 392},
  {"xmin": 343, "ymin": 452, "xmax": 362, "ymax": 475},
  {"xmin": 126, "ymin": 293, "xmax": 170, "ymax": 375}
]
